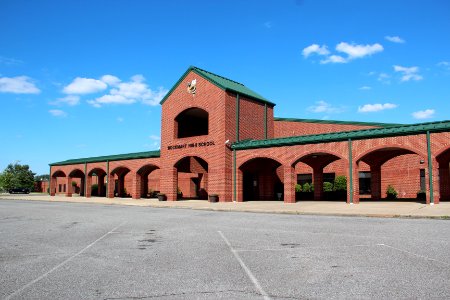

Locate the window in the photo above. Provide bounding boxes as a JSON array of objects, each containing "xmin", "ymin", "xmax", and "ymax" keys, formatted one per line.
[
  {"xmin": 323, "ymin": 172, "xmax": 335, "ymax": 183},
  {"xmin": 58, "ymin": 184, "xmax": 62, "ymax": 193},
  {"xmin": 359, "ymin": 171, "xmax": 371, "ymax": 195},
  {"xmin": 175, "ymin": 108, "xmax": 208, "ymax": 138},
  {"xmin": 297, "ymin": 173, "xmax": 312, "ymax": 185},
  {"xmin": 420, "ymin": 169, "xmax": 426, "ymax": 191}
]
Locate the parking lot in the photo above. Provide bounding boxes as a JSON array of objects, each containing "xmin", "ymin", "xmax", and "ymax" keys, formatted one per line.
[{"xmin": 1, "ymin": 199, "xmax": 450, "ymax": 299}]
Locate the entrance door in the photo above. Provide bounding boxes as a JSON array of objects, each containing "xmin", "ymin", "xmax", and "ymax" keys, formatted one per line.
[{"xmin": 243, "ymin": 173, "xmax": 259, "ymax": 201}]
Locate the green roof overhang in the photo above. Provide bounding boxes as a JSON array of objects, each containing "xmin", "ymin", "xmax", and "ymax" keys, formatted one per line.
[
  {"xmin": 50, "ymin": 150, "xmax": 160, "ymax": 166},
  {"xmin": 231, "ymin": 120, "xmax": 450, "ymax": 150}
]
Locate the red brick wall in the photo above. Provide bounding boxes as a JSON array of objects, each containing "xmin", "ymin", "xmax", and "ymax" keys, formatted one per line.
[{"xmin": 274, "ymin": 120, "xmax": 379, "ymax": 138}]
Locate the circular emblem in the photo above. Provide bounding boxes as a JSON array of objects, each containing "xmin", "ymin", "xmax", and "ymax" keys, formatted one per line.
[{"xmin": 187, "ymin": 79, "xmax": 197, "ymax": 94}]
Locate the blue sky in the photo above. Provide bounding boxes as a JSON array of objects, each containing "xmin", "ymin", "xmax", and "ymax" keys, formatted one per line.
[{"xmin": 1, "ymin": 0, "xmax": 449, "ymax": 175}]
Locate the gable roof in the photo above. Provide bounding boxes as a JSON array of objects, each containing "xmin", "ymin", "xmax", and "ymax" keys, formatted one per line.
[
  {"xmin": 160, "ymin": 66, "xmax": 275, "ymax": 106},
  {"xmin": 273, "ymin": 117, "xmax": 401, "ymax": 128},
  {"xmin": 50, "ymin": 150, "xmax": 160, "ymax": 166},
  {"xmin": 232, "ymin": 120, "xmax": 450, "ymax": 150}
]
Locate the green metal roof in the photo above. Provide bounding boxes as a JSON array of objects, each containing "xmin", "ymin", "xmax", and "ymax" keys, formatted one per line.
[
  {"xmin": 160, "ymin": 66, "xmax": 275, "ymax": 106},
  {"xmin": 274, "ymin": 117, "xmax": 401, "ymax": 127},
  {"xmin": 232, "ymin": 120, "xmax": 450, "ymax": 150},
  {"xmin": 50, "ymin": 150, "xmax": 160, "ymax": 166}
]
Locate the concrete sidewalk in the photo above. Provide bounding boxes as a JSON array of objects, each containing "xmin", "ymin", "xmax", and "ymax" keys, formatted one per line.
[{"xmin": 1, "ymin": 193, "xmax": 450, "ymax": 219}]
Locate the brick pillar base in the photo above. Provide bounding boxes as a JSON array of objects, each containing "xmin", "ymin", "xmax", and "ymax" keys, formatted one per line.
[
  {"xmin": 284, "ymin": 165, "xmax": 296, "ymax": 203},
  {"xmin": 132, "ymin": 173, "xmax": 142, "ymax": 199},
  {"xmin": 85, "ymin": 176, "xmax": 92, "ymax": 198},
  {"xmin": 65, "ymin": 176, "xmax": 72, "ymax": 197},
  {"xmin": 107, "ymin": 174, "xmax": 115, "ymax": 198}
]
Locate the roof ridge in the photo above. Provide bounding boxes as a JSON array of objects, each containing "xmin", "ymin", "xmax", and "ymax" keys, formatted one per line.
[{"xmin": 191, "ymin": 66, "xmax": 244, "ymax": 86}]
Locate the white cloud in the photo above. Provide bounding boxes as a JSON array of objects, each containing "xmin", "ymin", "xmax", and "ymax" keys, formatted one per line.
[
  {"xmin": 264, "ymin": 21, "xmax": 273, "ymax": 29},
  {"xmin": 49, "ymin": 109, "xmax": 67, "ymax": 117},
  {"xmin": 302, "ymin": 44, "xmax": 330, "ymax": 58},
  {"xmin": 359, "ymin": 86, "xmax": 372, "ymax": 90},
  {"xmin": 149, "ymin": 135, "xmax": 160, "ymax": 141},
  {"xmin": 335, "ymin": 42, "xmax": 384, "ymax": 59},
  {"xmin": 305, "ymin": 42, "xmax": 383, "ymax": 64},
  {"xmin": 437, "ymin": 61, "xmax": 450, "ymax": 70},
  {"xmin": 358, "ymin": 103, "xmax": 397, "ymax": 113},
  {"xmin": 117, "ymin": 117, "xmax": 124, "ymax": 122},
  {"xmin": 412, "ymin": 109, "xmax": 435, "ymax": 119},
  {"xmin": 0, "ymin": 76, "xmax": 40, "ymax": 94},
  {"xmin": 88, "ymin": 74, "xmax": 167, "ymax": 107},
  {"xmin": 393, "ymin": 65, "xmax": 423, "ymax": 81},
  {"xmin": 320, "ymin": 55, "xmax": 346, "ymax": 64},
  {"xmin": 385, "ymin": 36, "xmax": 405, "ymax": 43},
  {"xmin": 0, "ymin": 56, "xmax": 23, "ymax": 65},
  {"xmin": 101, "ymin": 75, "xmax": 121, "ymax": 86},
  {"xmin": 63, "ymin": 77, "xmax": 108, "ymax": 94},
  {"xmin": 377, "ymin": 73, "xmax": 391, "ymax": 84},
  {"xmin": 307, "ymin": 100, "xmax": 344, "ymax": 114},
  {"xmin": 50, "ymin": 95, "xmax": 80, "ymax": 106}
]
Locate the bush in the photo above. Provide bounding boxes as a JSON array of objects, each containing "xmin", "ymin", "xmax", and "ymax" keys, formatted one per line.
[
  {"xmin": 386, "ymin": 185, "xmax": 398, "ymax": 199},
  {"xmin": 302, "ymin": 182, "xmax": 311, "ymax": 192},
  {"xmin": 333, "ymin": 176, "xmax": 347, "ymax": 191},
  {"xmin": 295, "ymin": 184, "xmax": 302, "ymax": 192},
  {"xmin": 323, "ymin": 181, "xmax": 333, "ymax": 192},
  {"xmin": 71, "ymin": 181, "xmax": 77, "ymax": 187}
]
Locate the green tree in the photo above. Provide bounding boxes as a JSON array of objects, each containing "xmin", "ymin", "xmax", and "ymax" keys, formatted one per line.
[
  {"xmin": 35, "ymin": 174, "xmax": 50, "ymax": 181},
  {"xmin": 0, "ymin": 163, "xmax": 36, "ymax": 191},
  {"xmin": 333, "ymin": 175, "xmax": 347, "ymax": 191}
]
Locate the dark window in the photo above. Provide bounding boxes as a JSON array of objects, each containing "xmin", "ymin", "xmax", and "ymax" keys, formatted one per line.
[
  {"xmin": 420, "ymin": 169, "xmax": 426, "ymax": 191},
  {"xmin": 63, "ymin": 184, "xmax": 66, "ymax": 193},
  {"xmin": 58, "ymin": 184, "xmax": 62, "ymax": 193},
  {"xmin": 297, "ymin": 173, "xmax": 312, "ymax": 185},
  {"xmin": 359, "ymin": 171, "xmax": 371, "ymax": 195},
  {"xmin": 175, "ymin": 108, "xmax": 209, "ymax": 138},
  {"xmin": 323, "ymin": 172, "xmax": 335, "ymax": 184}
]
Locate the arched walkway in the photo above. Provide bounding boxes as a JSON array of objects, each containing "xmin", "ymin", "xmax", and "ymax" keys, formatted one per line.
[
  {"xmin": 357, "ymin": 147, "xmax": 423, "ymax": 202},
  {"xmin": 292, "ymin": 152, "xmax": 344, "ymax": 201},
  {"xmin": 68, "ymin": 169, "xmax": 85, "ymax": 196},
  {"xmin": 50, "ymin": 170, "xmax": 67, "ymax": 196},
  {"xmin": 87, "ymin": 168, "xmax": 107, "ymax": 197},
  {"xmin": 239, "ymin": 157, "xmax": 283, "ymax": 201},
  {"xmin": 109, "ymin": 166, "xmax": 131, "ymax": 198},
  {"xmin": 136, "ymin": 164, "xmax": 160, "ymax": 198},
  {"xmin": 174, "ymin": 156, "xmax": 208, "ymax": 200},
  {"xmin": 437, "ymin": 148, "xmax": 450, "ymax": 201}
]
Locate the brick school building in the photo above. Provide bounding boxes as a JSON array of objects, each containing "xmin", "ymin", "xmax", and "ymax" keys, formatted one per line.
[{"xmin": 50, "ymin": 66, "xmax": 450, "ymax": 204}]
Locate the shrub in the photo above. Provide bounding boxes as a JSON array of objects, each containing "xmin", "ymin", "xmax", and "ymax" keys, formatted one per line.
[
  {"xmin": 333, "ymin": 176, "xmax": 347, "ymax": 191},
  {"xmin": 71, "ymin": 181, "xmax": 77, "ymax": 187},
  {"xmin": 295, "ymin": 184, "xmax": 302, "ymax": 192},
  {"xmin": 302, "ymin": 182, "xmax": 311, "ymax": 192},
  {"xmin": 386, "ymin": 185, "xmax": 398, "ymax": 199},
  {"xmin": 323, "ymin": 181, "xmax": 333, "ymax": 192}
]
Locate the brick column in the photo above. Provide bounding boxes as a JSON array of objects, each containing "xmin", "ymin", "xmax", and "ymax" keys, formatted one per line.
[
  {"xmin": 65, "ymin": 176, "xmax": 72, "ymax": 197},
  {"xmin": 107, "ymin": 174, "xmax": 115, "ymax": 198},
  {"xmin": 313, "ymin": 167, "xmax": 323, "ymax": 200},
  {"xmin": 132, "ymin": 173, "xmax": 142, "ymax": 199},
  {"xmin": 370, "ymin": 165, "xmax": 381, "ymax": 201},
  {"xmin": 85, "ymin": 175, "xmax": 92, "ymax": 198},
  {"xmin": 236, "ymin": 169, "xmax": 243, "ymax": 202},
  {"xmin": 284, "ymin": 165, "xmax": 296, "ymax": 203},
  {"xmin": 50, "ymin": 176, "xmax": 56, "ymax": 196},
  {"xmin": 161, "ymin": 167, "xmax": 177, "ymax": 201},
  {"xmin": 432, "ymin": 164, "xmax": 440, "ymax": 204},
  {"xmin": 439, "ymin": 166, "xmax": 450, "ymax": 202}
]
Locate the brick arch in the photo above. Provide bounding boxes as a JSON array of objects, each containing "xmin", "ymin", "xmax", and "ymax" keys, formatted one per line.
[
  {"xmin": 137, "ymin": 163, "xmax": 160, "ymax": 175},
  {"xmin": 68, "ymin": 168, "xmax": 84, "ymax": 177},
  {"xmin": 110, "ymin": 165, "xmax": 131, "ymax": 176},
  {"xmin": 436, "ymin": 146, "xmax": 450, "ymax": 164},
  {"xmin": 88, "ymin": 168, "xmax": 106, "ymax": 176},
  {"xmin": 238, "ymin": 155, "xmax": 285, "ymax": 170},
  {"xmin": 355, "ymin": 144, "xmax": 425, "ymax": 165},
  {"xmin": 174, "ymin": 155, "xmax": 208, "ymax": 172},
  {"xmin": 175, "ymin": 107, "xmax": 209, "ymax": 139},
  {"xmin": 52, "ymin": 170, "xmax": 66, "ymax": 177},
  {"xmin": 291, "ymin": 150, "xmax": 346, "ymax": 168}
]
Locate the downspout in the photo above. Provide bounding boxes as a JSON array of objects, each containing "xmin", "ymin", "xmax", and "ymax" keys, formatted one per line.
[
  {"xmin": 426, "ymin": 131, "xmax": 434, "ymax": 204},
  {"xmin": 84, "ymin": 162, "xmax": 87, "ymax": 197},
  {"xmin": 106, "ymin": 160, "xmax": 109, "ymax": 197},
  {"xmin": 348, "ymin": 138, "xmax": 353, "ymax": 204},
  {"xmin": 236, "ymin": 94, "xmax": 240, "ymax": 142},
  {"xmin": 264, "ymin": 103, "xmax": 268, "ymax": 139},
  {"xmin": 233, "ymin": 148, "xmax": 236, "ymax": 202},
  {"xmin": 49, "ymin": 165, "xmax": 51, "ymax": 194}
]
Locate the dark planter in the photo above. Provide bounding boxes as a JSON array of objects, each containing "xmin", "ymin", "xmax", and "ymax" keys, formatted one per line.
[
  {"xmin": 209, "ymin": 194, "xmax": 219, "ymax": 203},
  {"xmin": 157, "ymin": 194, "xmax": 166, "ymax": 201}
]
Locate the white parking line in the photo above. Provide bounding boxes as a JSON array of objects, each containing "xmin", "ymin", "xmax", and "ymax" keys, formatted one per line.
[
  {"xmin": 235, "ymin": 244, "xmax": 379, "ymax": 252},
  {"xmin": 4, "ymin": 221, "xmax": 127, "ymax": 300},
  {"xmin": 218, "ymin": 231, "xmax": 271, "ymax": 300},
  {"xmin": 378, "ymin": 243, "xmax": 450, "ymax": 266}
]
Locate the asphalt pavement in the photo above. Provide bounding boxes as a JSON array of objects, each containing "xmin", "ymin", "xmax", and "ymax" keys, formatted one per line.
[{"xmin": 1, "ymin": 200, "xmax": 449, "ymax": 299}]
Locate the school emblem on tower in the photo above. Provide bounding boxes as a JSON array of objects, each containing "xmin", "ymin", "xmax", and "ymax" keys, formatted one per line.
[{"xmin": 187, "ymin": 79, "xmax": 197, "ymax": 94}]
